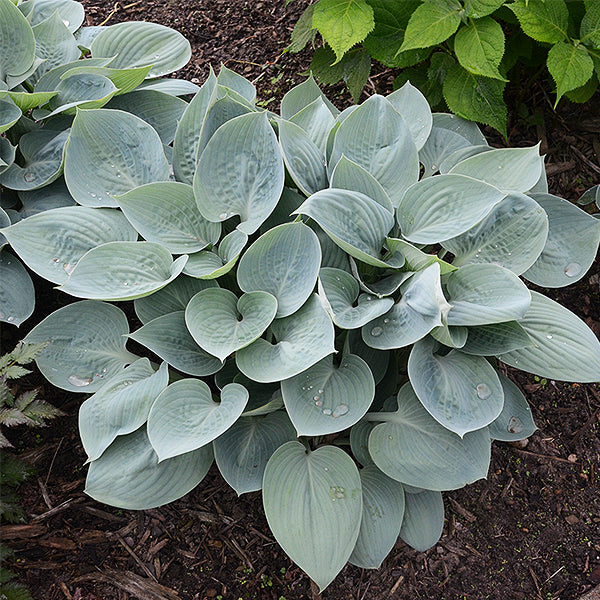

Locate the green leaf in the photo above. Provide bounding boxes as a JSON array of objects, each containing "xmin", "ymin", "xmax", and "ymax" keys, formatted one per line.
[
  {"xmin": 443, "ymin": 63, "xmax": 507, "ymax": 137},
  {"xmin": 288, "ymin": 5, "xmax": 317, "ymax": 53},
  {"xmin": 116, "ymin": 182, "xmax": 221, "ymax": 254},
  {"xmin": 445, "ymin": 264, "xmax": 531, "ymax": 326},
  {"xmin": 441, "ymin": 192, "xmax": 548, "ymax": 274},
  {"xmin": 1, "ymin": 206, "xmax": 137, "ymax": 284},
  {"xmin": 523, "ymin": 193, "xmax": 600, "ymax": 287},
  {"xmin": 368, "ymin": 382, "xmax": 491, "ymax": 490},
  {"xmin": 133, "ymin": 275, "xmax": 217, "ymax": 324},
  {"xmin": 581, "ymin": 1, "xmax": 600, "ymax": 48},
  {"xmin": 85, "ymin": 427, "xmax": 213, "ymax": 510},
  {"xmin": 488, "ymin": 373, "xmax": 536, "ymax": 442},
  {"xmin": 237, "ymin": 222, "xmax": 321, "ymax": 318},
  {"xmin": 464, "ymin": 0, "xmax": 505, "ymax": 18},
  {"xmin": 0, "ymin": 0, "xmax": 36, "ymax": 84},
  {"xmin": 312, "ymin": 0, "xmax": 375, "ymax": 62},
  {"xmin": 194, "ymin": 112, "xmax": 284, "ymax": 235},
  {"xmin": 400, "ymin": 0, "xmax": 462, "ymax": 52},
  {"xmin": 79, "ymin": 359, "xmax": 169, "ymax": 461},
  {"xmin": 281, "ymin": 353, "xmax": 375, "ymax": 436},
  {"xmin": 217, "ymin": 65, "xmax": 256, "ymax": 104},
  {"xmin": 384, "ymin": 238, "xmax": 456, "ymax": 274},
  {"xmin": 0, "ymin": 98, "xmax": 21, "ymax": 134},
  {"xmin": 0, "ymin": 251, "xmax": 34, "ymax": 326},
  {"xmin": 397, "ymin": 174, "xmax": 506, "ymax": 244},
  {"xmin": 64, "ymin": 108, "xmax": 170, "ymax": 207},
  {"xmin": 213, "ymin": 411, "xmax": 297, "ymax": 495},
  {"xmin": 498, "ymin": 291, "xmax": 600, "ymax": 383},
  {"xmin": 280, "ymin": 75, "xmax": 339, "ymax": 121},
  {"xmin": 262, "ymin": 441, "xmax": 362, "ymax": 591},
  {"xmin": 90, "ymin": 21, "xmax": 191, "ymax": 78},
  {"xmin": 21, "ymin": 0, "xmax": 84, "ymax": 32},
  {"xmin": 58, "ymin": 242, "xmax": 187, "ymax": 301},
  {"xmin": 6, "ymin": 90, "xmax": 57, "ymax": 112},
  {"xmin": 547, "ymin": 41, "xmax": 594, "ymax": 105},
  {"xmin": 24, "ymin": 300, "xmax": 137, "ymax": 392},
  {"xmin": 185, "ymin": 289, "xmax": 278, "ymax": 362},
  {"xmin": 147, "ymin": 380, "xmax": 248, "ymax": 460},
  {"xmin": 399, "ymin": 489, "xmax": 444, "ymax": 552},
  {"xmin": 460, "ymin": 321, "xmax": 533, "ymax": 356},
  {"xmin": 454, "ymin": 17, "xmax": 507, "ymax": 81},
  {"xmin": 182, "ymin": 230, "xmax": 248, "ymax": 280},
  {"xmin": 387, "ymin": 81, "xmax": 433, "ymax": 151},
  {"xmin": 408, "ymin": 337, "xmax": 504, "ymax": 436},
  {"xmin": 135, "ymin": 78, "xmax": 200, "ymax": 96},
  {"xmin": 128, "ymin": 311, "xmax": 222, "ymax": 377},
  {"xmin": 236, "ymin": 294, "xmax": 336, "ymax": 383},
  {"xmin": 509, "ymin": 0, "xmax": 569, "ymax": 44},
  {"xmin": 348, "ymin": 465, "xmax": 405, "ymax": 569}
]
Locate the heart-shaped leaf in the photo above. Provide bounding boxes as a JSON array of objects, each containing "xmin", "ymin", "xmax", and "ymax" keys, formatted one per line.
[
  {"xmin": 399, "ymin": 489, "xmax": 444, "ymax": 552},
  {"xmin": 183, "ymin": 229, "xmax": 248, "ymax": 279},
  {"xmin": 387, "ymin": 81, "xmax": 433, "ymax": 151},
  {"xmin": 0, "ymin": 0, "xmax": 35, "ymax": 85}
]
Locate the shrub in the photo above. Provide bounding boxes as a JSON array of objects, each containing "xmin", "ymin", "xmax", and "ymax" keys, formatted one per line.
[
  {"xmin": 2, "ymin": 10, "xmax": 600, "ymax": 593},
  {"xmin": 0, "ymin": 0, "xmax": 197, "ymax": 326},
  {"xmin": 288, "ymin": 0, "xmax": 600, "ymax": 136}
]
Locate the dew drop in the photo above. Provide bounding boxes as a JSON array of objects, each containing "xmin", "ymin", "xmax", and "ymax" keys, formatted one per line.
[
  {"xmin": 546, "ymin": 334, "xmax": 553, "ymax": 339},
  {"xmin": 63, "ymin": 263, "xmax": 75, "ymax": 274},
  {"xmin": 23, "ymin": 172, "xmax": 36, "ymax": 182},
  {"xmin": 370, "ymin": 326, "xmax": 383, "ymax": 337},
  {"xmin": 68, "ymin": 375, "xmax": 93, "ymax": 387},
  {"xmin": 123, "ymin": 282, "xmax": 129, "ymax": 286},
  {"xmin": 63, "ymin": 19, "xmax": 70, "ymax": 26},
  {"xmin": 329, "ymin": 486, "xmax": 345, "ymax": 500},
  {"xmin": 315, "ymin": 399, "xmax": 322, "ymax": 407},
  {"xmin": 322, "ymin": 408, "xmax": 332, "ymax": 416},
  {"xmin": 564, "ymin": 262, "xmax": 581, "ymax": 278},
  {"xmin": 507, "ymin": 416, "xmax": 523, "ymax": 434},
  {"xmin": 383, "ymin": 318, "xmax": 390, "ymax": 324},
  {"xmin": 7, "ymin": 316, "xmax": 15, "ymax": 322},
  {"xmin": 476, "ymin": 383, "xmax": 492, "ymax": 399},
  {"xmin": 318, "ymin": 389, "xmax": 324, "ymax": 394},
  {"xmin": 313, "ymin": 395, "xmax": 320, "ymax": 402},
  {"xmin": 52, "ymin": 257, "xmax": 60, "ymax": 263},
  {"xmin": 332, "ymin": 404, "xmax": 348, "ymax": 417},
  {"xmin": 219, "ymin": 212, "xmax": 228, "ymax": 220}
]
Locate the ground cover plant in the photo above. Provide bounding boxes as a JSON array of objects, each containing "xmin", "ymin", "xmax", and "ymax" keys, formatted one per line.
[{"xmin": 287, "ymin": 0, "xmax": 600, "ymax": 136}]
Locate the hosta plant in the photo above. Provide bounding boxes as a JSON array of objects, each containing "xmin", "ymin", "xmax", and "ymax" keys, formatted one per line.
[
  {"xmin": 0, "ymin": 0, "xmax": 198, "ymax": 326},
  {"xmin": 288, "ymin": 0, "xmax": 600, "ymax": 136},
  {"xmin": 2, "ymin": 61, "xmax": 600, "ymax": 590}
]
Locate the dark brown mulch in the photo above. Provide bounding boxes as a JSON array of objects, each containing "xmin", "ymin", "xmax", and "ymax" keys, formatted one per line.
[{"xmin": 2, "ymin": 1, "xmax": 600, "ymax": 599}]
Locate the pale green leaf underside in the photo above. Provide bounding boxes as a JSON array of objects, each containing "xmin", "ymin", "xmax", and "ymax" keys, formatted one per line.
[{"xmin": 460, "ymin": 321, "xmax": 533, "ymax": 356}]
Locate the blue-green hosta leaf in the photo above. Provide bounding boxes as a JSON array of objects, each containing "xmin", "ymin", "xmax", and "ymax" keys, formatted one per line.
[
  {"xmin": 489, "ymin": 374, "xmax": 536, "ymax": 442},
  {"xmin": 64, "ymin": 108, "xmax": 169, "ymax": 207},
  {"xmin": 134, "ymin": 275, "xmax": 217, "ymax": 324},
  {"xmin": 0, "ymin": 129, "xmax": 68, "ymax": 191},
  {"xmin": 349, "ymin": 260, "xmax": 410, "ymax": 298},
  {"xmin": 362, "ymin": 264, "xmax": 451, "ymax": 350},
  {"xmin": 386, "ymin": 81, "xmax": 432, "ymax": 151},
  {"xmin": 32, "ymin": 55, "xmax": 111, "ymax": 92},
  {"xmin": 20, "ymin": 0, "xmax": 84, "ymax": 32},
  {"xmin": 183, "ymin": 229, "xmax": 248, "ymax": 279},
  {"xmin": 85, "ymin": 427, "xmax": 213, "ymax": 510},
  {"xmin": 5, "ymin": 89, "xmax": 57, "ymax": 112},
  {"xmin": 1, "ymin": 206, "xmax": 137, "ymax": 284},
  {"xmin": 445, "ymin": 264, "xmax": 531, "ymax": 326},
  {"xmin": 399, "ymin": 489, "xmax": 444, "ymax": 552},
  {"xmin": 262, "ymin": 441, "xmax": 362, "ymax": 592},
  {"xmin": 236, "ymin": 294, "xmax": 335, "ymax": 383},
  {"xmin": 329, "ymin": 94, "xmax": 419, "ymax": 206},
  {"xmin": 107, "ymin": 90, "xmax": 187, "ymax": 145},
  {"xmin": 498, "ymin": 291, "xmax": 600, "ymax": 383},
  {"xmin": 385, "ymin": 238, "xmax": 456, "ymax": 274},
  {"xmin": 397, "ymin": 174, "xmax": 506, "ymax": 244},
  {"xmin": 430, "ymin": 323, "xmax": 468, "ymax": 349},
  {"xmin": 0, "ymin": 207, "xmax": 9, "ymax": 246},
  {"xmin": 318, "ymin": 267, "xmax": 393, "ymax": 329},
  {"xmin": 0, "ymin": 251, "xmax": 34, "ymax": 326},
  {"xmin": 30, "ymin": 11, "xmax": 80, "ymax": 82},
  {"xmin": 0, "ymin": 97, "xmax": 21, "ymax": 134},
  {"xmin": 314, "ymin": 225, "xmax": 351, "ymax": 272},
  {"xmin": 349, "ymin": 465, "xmax": 405, "ymax": 569},
  {"xmin": 194, "ymin": 112, "xmax": 284, "ymax": 235},
  {"xmin": 461, "ymin": 321, "xmax": 532, "ymax": 356},
  {"xmin": 345, "ymin": 328, "xmax": 389, "ymax": 385},
  {"xmin": 280, "ymin": 75, "xmax": 339, "ymax": 121},
  {"xmin": 172, "ymin": 70, "xmax": 217, "ymax": 184},
  {"xmin": 260, "ymin": 187, "xmax": 305, "ymax": 233},
  {"xmin": 217, "ymin": 65, "xmax": 256, "ymax": 103},
  {"xmin": 147, "ymin": 380, "xmax": 248, "ymax": 460},
  {"xmin": 0, "ymin": 0, "xmax": 36, "ymax": 84},
  {"xmin": 295, "ymin": 188, "xmax": 395, "ymax": 268},
  {"xmin": 289, "ymin": 96, "xmax": 337, "ymax": 154},
  {"xmin": 238, "ymin": 382, "xmax": 283, "ymax": 417},
  {"xmin": 281, "ymin": 354, "xmax": 375, "ymax": 436},
  {"xmin": 128, "ymin": 311, "xmax": 222, "ymax": 377},
  {"xmin": 329, "ymin": 155, "xmax": 393, "ymax": 213},
  {"xmin": 408, "ymin": 337, "xmax": 504, "ymax": 437},
  {"xmin": 135, "ymin": 78, "xmax": 199, "ymax": 96},
  {"xmin": 419, "ymin": 112, "xmax": 488, "ymax": 178},
  {"xmin": 24, "ymin": 300, "xmax": 137, "ymax": 392},
  {"xmin": 523, "ymin": 193, "xmax": 600, "ymax": 287},
  {"xmin": 278, "ymin": 119, "xmax": 328, "ymax": 196},
  {"xmin": 0, "ymin": 136, "xmax": 16, "ymax": 174},
  {"xmin": 449, "ymin": 145, "xmax": 543, "ymax": 193},
  {"xmin": 369, "ymin": 382, "xmax": 491, "ymax": 491},
  {"xmin": 349, "ymin": 420, "xmax": 375, "ymax": 467},
  {"xmin": 185, "ymin": 289, "xmax": 278, "ymax": 362},
  {"xmin": 116, "ymin": 182, "xmax": 220, "ymax": 254},
  {"xmin": 90, "ymin": 21, "xmax": 191, "ymax": 78},
  {"xmin": 79, "ymin": 359, "xmax": 169, "ymax": 461},
  {"xmin": 438, "ymin": 144, "xmax": 491, "ymax": 173},
  {"xmin": 59, "ymin": 242, "xmax": 187, "ymax": 300},
  {"xmin": 441, "ymin": 192, "xmax": 548, "ymax": 274},
  {"xmin": 213, "ymin": 411, "xmax": 296, "ymax": 495},
  {"xmin": 237, "ymin": 222, "xmax": 321, "ymax": 318},
  {"xmin": 55, "ymin": 64, "xmax": 152, "ymax": 97}
]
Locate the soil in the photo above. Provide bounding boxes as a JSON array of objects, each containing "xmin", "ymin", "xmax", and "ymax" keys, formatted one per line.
[{"xmin": 2, "ymin": 1, "xmax": 600, "ymax": 600}]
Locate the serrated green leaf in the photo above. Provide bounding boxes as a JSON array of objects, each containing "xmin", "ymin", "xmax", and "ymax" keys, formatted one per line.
[
  {"xmin": 581, "ymin": 1, "xmax": 600, "ymax": 48},
  {"xmin": 288, "ymin": 5, "xmax": 317, "ymax": 53},
  {"xmin": 312, "ymin": 0, "xmax": 375, "ymax": 62},
  {"xmin": 547, "ymin": 41, "xmax": 594, "ymax": 105},
  {"xmin": 464, "ymin": 0, "xmax": 505, "ymax": 19},
  {"xmin": 509, "ymin": 0, "xmax": 569, "ymax": 44},
  {"xmin": 400, "ymin": 0, "xmax": 461, "ymax": 52}
]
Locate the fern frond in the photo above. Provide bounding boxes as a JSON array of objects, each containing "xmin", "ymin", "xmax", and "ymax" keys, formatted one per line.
[
  {"xmin": 3, "ymin": 366, "xmax": 31, "ymax": 380},
  {"xmin": 7, "ymin": 341, "xmax": 49, "ymax": 367}
]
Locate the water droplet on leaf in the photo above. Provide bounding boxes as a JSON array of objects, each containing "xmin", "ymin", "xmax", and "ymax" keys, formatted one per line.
[
  {"xmin": 24, "ymin": 172, "xmax": 36, "ymax": 182},
  {"xmin": 370, "ymin": 326, "xmax": 383, "ymax": 337},
  {"xmin": 564, "ymin": 263, "xmax": 581, "ymax": 278},
  {"xmin": 332, "ymin": 404, "xmax": 348, "ymax": 417},
  {"xmin": 476, "ymin": 383, "xmax": 492, "ymax": 399},
  {"xmin": 507, "ymin": 416, "xmax": 523, "ymax": 434},
  {"xmin": 68, "ymin": 375, "xmax": 93, "ymax": 387}
]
